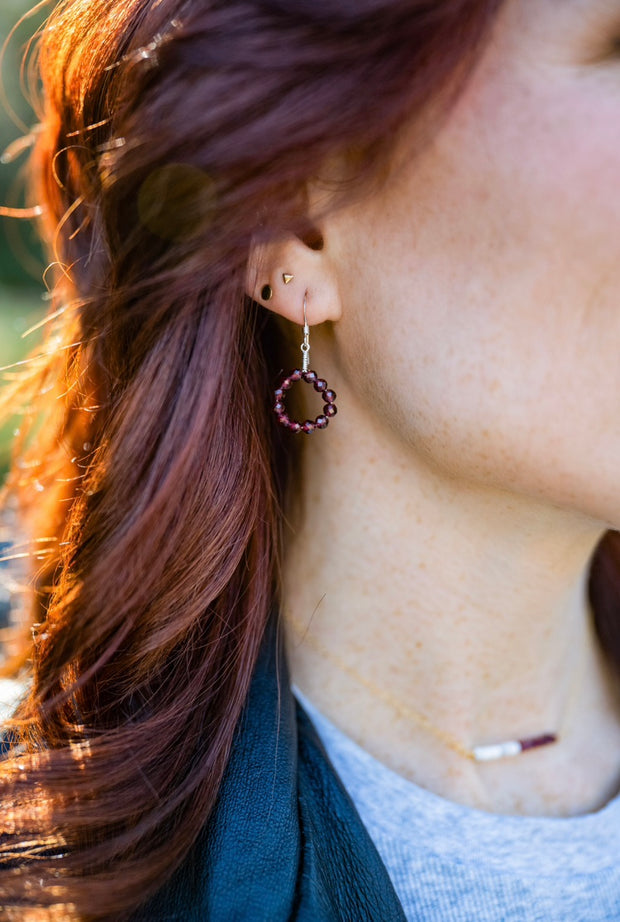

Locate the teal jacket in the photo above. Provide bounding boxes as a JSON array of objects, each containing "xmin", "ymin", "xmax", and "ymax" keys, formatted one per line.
[{"xmin": 133, "ymin": 616, "xmax": 407, "ymax": 920}]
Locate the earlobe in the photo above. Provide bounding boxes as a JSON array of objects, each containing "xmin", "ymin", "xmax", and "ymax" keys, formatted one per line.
[{"xmin": 245, "ymin": 235, "xmax": 341, "ymax": 327}]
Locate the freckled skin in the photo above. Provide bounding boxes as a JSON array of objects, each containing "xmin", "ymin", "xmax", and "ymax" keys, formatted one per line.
[
  {"xmin": 263, "ymin": 0, "xmax": 620, "ymax": 817},
  {"xmin": 323, "ymin": 17, "xmax": 620, "ymax": 524}
]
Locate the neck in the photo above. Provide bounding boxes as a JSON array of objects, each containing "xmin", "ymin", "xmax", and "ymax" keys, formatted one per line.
[{"xmin": 281, "ymin": 401, "xmax": 620, "ymax": 816}]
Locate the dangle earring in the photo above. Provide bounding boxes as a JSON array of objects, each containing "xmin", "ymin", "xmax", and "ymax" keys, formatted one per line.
[{"xmin": 273, "ymin": 292, "xmax": 337, "ymax": 434}]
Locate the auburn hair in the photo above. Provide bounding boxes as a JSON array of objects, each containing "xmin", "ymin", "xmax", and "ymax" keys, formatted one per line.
[{"xmin": 1, "ymin": 0, "xmax": 618, "ymax": 918}]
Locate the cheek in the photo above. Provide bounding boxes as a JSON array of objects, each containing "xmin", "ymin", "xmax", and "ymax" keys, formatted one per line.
[
  {"xmin": 349, "ymin": 291, "xmax": 546, "ymax": 484},
  {"xmin": 348, "ymin": 285, "xmax": 620, "ymax": 526},
  {"xmin": 333, "ymin": 70, "xmax": 620, "ymax": 524}
]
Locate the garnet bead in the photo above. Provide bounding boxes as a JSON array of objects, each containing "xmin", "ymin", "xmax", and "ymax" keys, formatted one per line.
[
  {"xmin": 303, "ymin": 370, "xmax": 318, "ymax": 384},
  {"xmin": 324, "ymin": 403, "xmax": 337, "ymax": 417},
  {"xmin": 519, "ymin": 733, "xmax": 557, "ymax": 752},
  {"xmin": 289, "ymin": 421, "xmax": 302, "ymax": 433},
  {"xmin": 290, "ymin": 369, "xmax": 303, "ymax": 381},
  {"xmin": 278, "ymin": 414, "xmax": 290, "ymax": 427},
  {"xmin": 315, "ymin": 415, "xmax": 329, "ymax": 429},
  {"xmin": 301, "ymin": 420, "xmax": 315, "ymax": 434},
  {"xmin": 314, "ymin": 378, "xmax": 328, "ymax": 392},
  {"xmin": 323, "ymin": 389, "xmax": 336, "ymax": 403},
  {"xmin": 274, "ymin": 401, "xmax": 286, "ymax": 415}
]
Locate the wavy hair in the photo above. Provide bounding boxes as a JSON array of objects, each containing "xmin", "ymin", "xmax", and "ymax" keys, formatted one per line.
[{"xmin": 2, "ymin": 0, "xmax": 618, "ymax": 918}]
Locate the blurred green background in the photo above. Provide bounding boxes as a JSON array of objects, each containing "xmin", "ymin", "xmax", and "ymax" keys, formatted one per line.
[{"xmin": 0, "ymin": 1, "xmax": 48, "ymax": 483}]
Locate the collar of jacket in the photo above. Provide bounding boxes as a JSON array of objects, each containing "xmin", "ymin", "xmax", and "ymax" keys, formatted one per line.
[{"xmin": 134, "ymin": 613, "xmax": 407, "ymax": 921}]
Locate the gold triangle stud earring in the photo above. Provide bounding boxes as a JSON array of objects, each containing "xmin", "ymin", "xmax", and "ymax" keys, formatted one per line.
[
  {"xmin": 282, "ymin": 273, "xmax": 294, "ymax": 285},
  {"xmin": 273, "ymin": 291, "xmax": 337, "ymax": 434}
]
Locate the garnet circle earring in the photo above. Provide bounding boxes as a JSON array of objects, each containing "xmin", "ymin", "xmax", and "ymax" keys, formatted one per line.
[{"xmin": 273, "ymin": 292, "xmax": 337, "ymax": 434}]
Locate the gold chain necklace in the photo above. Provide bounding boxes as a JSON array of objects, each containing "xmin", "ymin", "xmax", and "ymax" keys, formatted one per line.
[{"xmin": 285, "ymin": 612, "xmax": 573, "ymax": 763}]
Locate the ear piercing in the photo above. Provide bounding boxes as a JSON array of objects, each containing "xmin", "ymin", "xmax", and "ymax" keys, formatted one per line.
[
  {"xmin": 273, "ymin": 292, "xmax": 337, "ymax": 434},
  {"xmin": 260, "ymin": 273, "xmax": 294, "ymax": 302}
]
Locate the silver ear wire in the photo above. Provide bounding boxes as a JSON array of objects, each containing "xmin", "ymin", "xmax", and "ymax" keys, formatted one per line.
[{"xmin": 301, "ymin": 292, "xmax": 310, "ymax": 372}]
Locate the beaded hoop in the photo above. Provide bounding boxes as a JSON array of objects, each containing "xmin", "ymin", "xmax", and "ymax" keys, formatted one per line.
[{"xmin": 274, "ymin": 368, "xmax": 337, "ymax": 434}]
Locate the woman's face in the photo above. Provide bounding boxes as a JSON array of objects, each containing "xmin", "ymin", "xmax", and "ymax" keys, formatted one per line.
[{"xmin": 321, "ymin": 0, "xmax": 620, "ymax": 527}]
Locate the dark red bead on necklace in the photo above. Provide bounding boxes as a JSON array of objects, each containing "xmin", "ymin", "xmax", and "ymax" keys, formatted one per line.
[{"xmin": 518, "ymin": 732, "xmax": 557, "ymax": 752}]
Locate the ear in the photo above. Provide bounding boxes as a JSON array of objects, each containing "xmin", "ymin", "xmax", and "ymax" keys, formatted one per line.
[{"xmin": 245, "ymin": 234, "xmax": 341, "ymax": 327}]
